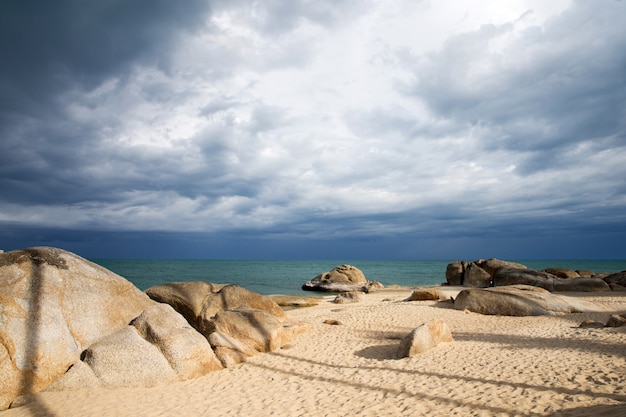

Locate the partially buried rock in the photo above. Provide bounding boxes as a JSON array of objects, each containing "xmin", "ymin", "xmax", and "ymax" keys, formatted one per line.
[
  {"xmin": 0, "ymin": 247, "xmax": 154, "ymax": 411},
  {"xmin": 605, "ymin": 314, "xmax": 626, "ymax": 328},
  {"xmin": 268, "ymin": 294, "xmax": 321, "ymax": 307},
  {"xmin": 405, "ymin": 288, "xmax": 444, "ymax": 301},
  {"xmin": 454, "ymin": 285, "xmax": 603, "ymax": 316},
  {"xmin": 397, "ymin": 320, "xmax": 453, "ymax": 357},
  {"xmin": 302, "ymin": 264, "xmax": 383, "ymax": 293},
  {"xmin": 579, "ymin": 320, "xmax": 605, "ymax": 329},
  {"xmin": 333, "ymin": 291, "xmax": 362, "ymax": 304}
]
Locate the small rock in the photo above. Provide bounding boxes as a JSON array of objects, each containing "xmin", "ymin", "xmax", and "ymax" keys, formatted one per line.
[
  {"xmin": 323, "ymin": 320, "xmax": 343, "ymax": 325},
  {"xmin": 333, "ymin": 291, "xmax": 362, "ymax": 304},
  {"xmin": 605, "ymin": 314, "xmax": 626, "ymax": 328},
  {"xmin": 397, "ymin": 320, "xmax": 453, "ymax": 357},
  {"xmin": 405, "ymin": 288, "xmax": 443, "ymax": 301}
]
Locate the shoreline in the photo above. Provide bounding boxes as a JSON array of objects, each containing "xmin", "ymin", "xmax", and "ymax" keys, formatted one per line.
[{"xmin": 3, "ymin": 288, "xmax": 626, "ymax": 417}]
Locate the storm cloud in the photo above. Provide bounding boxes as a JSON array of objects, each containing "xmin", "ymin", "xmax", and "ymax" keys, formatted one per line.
[{"xmin": 1, "ymin": 0, "xmax": 625, "ymax": 259}]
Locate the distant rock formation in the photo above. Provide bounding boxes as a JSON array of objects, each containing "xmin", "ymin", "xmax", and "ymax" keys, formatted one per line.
[
  {"xmin": 302, "ymin": 264, "xmax": 383, "ymax": 292},
  {"xmin": 445, "ymin": 258, "xmax": 618, "ymax": 292}
]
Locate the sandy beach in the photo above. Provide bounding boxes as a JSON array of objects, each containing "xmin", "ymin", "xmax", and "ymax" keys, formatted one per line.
[{"xmin": 2, "ymin": 288, "xmax": 626, "ymax": 417}]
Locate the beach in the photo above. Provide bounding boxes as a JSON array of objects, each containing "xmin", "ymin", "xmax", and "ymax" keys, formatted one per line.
[{"xmin": 3, "ymin": 288, "xmax": 626, "ymax": 417}]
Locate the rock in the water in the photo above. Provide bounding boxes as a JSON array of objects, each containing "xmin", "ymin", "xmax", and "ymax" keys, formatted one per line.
[
  {"xmin": 454, "ymin": 285, "xmax": 603, "ymax": 316},
  {"xmin": 445, "ymin": 261, "xmax": 466, "ymax": 286},
  {"xmin": 405, "ymin": 288, "xmax": 444, "ymax": 301},
  {"xmin": 0, "ymin": 247, "xmax": 153, "ymax": 410},
  {"xmin": 476, "ymin": 259, "xmax": 527, "ymax": 276},
  {"xmin": 302, "ymin": 264, "xmax": 383, "ymax": 292},
  {"xmin": 397, "ymin": 320, "xmax": 453, "ymax": 357}
]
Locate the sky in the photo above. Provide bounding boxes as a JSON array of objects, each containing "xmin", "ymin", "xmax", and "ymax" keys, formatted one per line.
[{"xmin": 1, "ymin": 0, "xmax": 625, "ymax": 260}]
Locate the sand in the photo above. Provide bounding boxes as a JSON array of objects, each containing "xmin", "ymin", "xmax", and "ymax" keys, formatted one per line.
[{"xmin": 2, "ymin": 288, "xmax": 626, "ymax": 417}]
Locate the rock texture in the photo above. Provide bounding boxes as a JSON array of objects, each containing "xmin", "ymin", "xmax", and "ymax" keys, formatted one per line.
[
  {"xmin": 493, "ymin": 268, "xmax": 611, "ymax": 292},
  {"xmin": 454, "ymin": 285, "xmax": 603, "ymax": 316},
  {"xmin": 397, "ymin": 320, "xmax": 453, "ymax": 357},
  {"xmin": 302, "ymin": 264, "xmax": 383, "ymax": 292},
  {"xmin": 146, "ymin": 282, "xmax": 309, "ymax": 368},
  {"xmin": 445, "ymin": 259, "xmax": 527, "ymax": 287},
  {"xmin": 0, "ymin": 247, "xmax": 153, "ymax": 410}
]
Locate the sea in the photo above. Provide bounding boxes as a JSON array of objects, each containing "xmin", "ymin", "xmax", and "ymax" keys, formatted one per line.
[{"xmin": 91, "ymin": 259, "xmax": 626, "ymax": 296}]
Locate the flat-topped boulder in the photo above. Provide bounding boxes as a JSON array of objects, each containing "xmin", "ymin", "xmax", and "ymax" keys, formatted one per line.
[
  {"xmin": 454, "ymin": 285, "xmax": 603, "ymax": 316},
  {"xmin": 0, "ymin": 247, "xmax": 154, "ymax": 410},
  {"xmin": 302, "ymin": 264, "xmax": 383, "ymax": 292}
]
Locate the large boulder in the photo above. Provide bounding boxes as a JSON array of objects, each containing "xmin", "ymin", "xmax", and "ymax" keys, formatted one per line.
[
  {"xmin": 463, "ymin": 263, "xmax": 491, "ymax": 288},
  {"xmin": 206, "ymin": 307, "xmax": 286, "ymax": 367},
  {"xmin": 146, "ymin": 282, "xmax": 286, "ymax": 335},
  {"xmin": 397, "ymin": 320, "xmax": 454, "ymax": 357},
  {"xmin": 37, "ymin": 303, "xmax": 223, "ymax": 396},
  {"xmin": 493, "ymin": 268, "xmax": 610, "ymax": 292},
  {"xmin": 144, "ymin": 281, "xmax": 228, "ymax": 326},
  {"xmin": 445, "ymin": 259, "xmax": 527, "ymax": 287},
  {"xmin": 0, "ymin": 247, "xmax": 153, "ymax": 410},
  {"xmin": 454, "ymin": 285, "xmax": 603, "ymax": 316},
  {"xmin": 146, "ymin": 282, "xmax": 309, "ymax": 367},
  {"xmin": 604, "ymin": 271, "xmax": 626, "ymax": 287},
  {"xmin": 302, "ymin": 264, "xmax": 382, "ymax": 292}
]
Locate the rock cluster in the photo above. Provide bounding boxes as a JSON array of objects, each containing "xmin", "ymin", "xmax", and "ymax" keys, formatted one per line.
[
  {"xmin": 302, "ymin": 264, "xmax": 383, "ymax": 292},
  {"xmin": 446, "ymin": 258, "xmax": 621, "ymax": 292},
  {"xmin": 0, "ymin": 247, "xmax": 309, "ymax": 410}
]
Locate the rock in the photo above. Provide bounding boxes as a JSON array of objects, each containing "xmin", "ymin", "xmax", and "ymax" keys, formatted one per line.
[
  {"xmin": 146, "ymin": 283, "xmax": 286, "ymax": 336},
  {"xmin": 576, "ymin": 270, "xmax": 595, "ymax": 278},
  {"xmin": 453, "ymin": 285, "xmax": 603, "ymax": 316},
  {"xmin": 609, "ymin": 283, "xmax": 626, "ymax": 291},
  {"xmin": 579, "ymin": 320, "xmax": 605, "ymax": 329},
  {"xmin": 302, "ymin": 264, "xmax": 383, "ymax": 292},
  {"xmin": 476, "ymin": 259, "xmax": 527, "ymax": 276},
  {"xmin": 445, "ymin": 261, "xmax": 465, "ymax": 286},
  {"xmin": 604, "ymin": 271, "xmax": 626, "ymax": 287},
  {"xmin": 81, "ymin": 326, "xmax": 177, "ymax": 388},
  {"xmin": 543, "ymin": 268, "xmax": 579, "ymax": 279},
  {"xmin": 552, "ymin": 277, "xmax": 611, "ymax": 292},
  {"xmin": 206, "ymin": 307, "xmax": 285, "ymax": 367},
  {"xmin": 605, "ymin": 314, "xmax": 626, "ymax": 327},
  {"xmin": 463, "ymin": 263, "xmax": 491, "ymax": 288},
  {"xmin": 268, "ymin": 295, "xmax": 321, "ymax": 307},
  {"xmin": 323, "ymin": 319, "xmax": 342, "ymax": 325},
  {"xmin": 405, "ymin": 288, "xmax": 444, "ymax": 301},
  {"xmin": 130, "ymin": 303, "xmax": 223, "ymax": 379},
  {"xmin": 0, "ymin": 247, "xmax": 153, "ymax": 410},
  {"xmin": 397, "ymin": 320, "xmax": 453, "ymax": 357},
  {"xmin": 333, "ymin": 291, "xmax": 362, "ymax": 304},
  {"xmin": 492, "ymin": 268, "xmax": 557, "ymax": 290}
]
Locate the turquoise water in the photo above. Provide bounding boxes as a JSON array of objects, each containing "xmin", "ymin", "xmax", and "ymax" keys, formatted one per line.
[{"xmin": 91, "ymin": 259, "xmax": 626, "ymax": 296}]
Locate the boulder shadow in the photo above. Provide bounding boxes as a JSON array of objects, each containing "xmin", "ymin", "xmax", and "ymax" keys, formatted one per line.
[{"xmin": 354, "ymin": 343, "xmax": 399, "ymax": 360}]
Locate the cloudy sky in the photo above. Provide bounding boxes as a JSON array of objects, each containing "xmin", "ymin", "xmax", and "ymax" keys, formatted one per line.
[{"xmin": 1, "ymin": 0, "xmax": 625, "ymax": 259}]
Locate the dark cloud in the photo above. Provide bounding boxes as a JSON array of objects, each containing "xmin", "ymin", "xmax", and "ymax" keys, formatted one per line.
[{"xmin": 409, "ymin": 0, "xmax": 626, "ymax": 175}]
